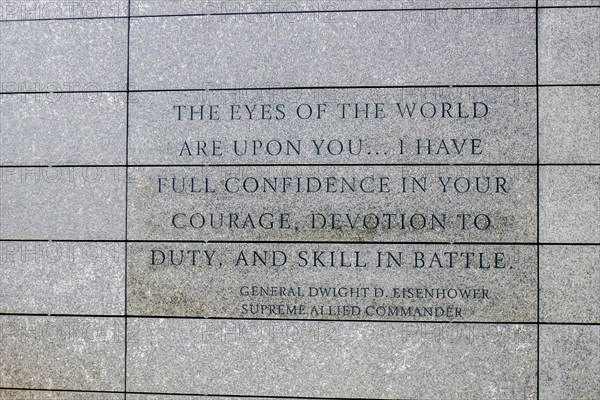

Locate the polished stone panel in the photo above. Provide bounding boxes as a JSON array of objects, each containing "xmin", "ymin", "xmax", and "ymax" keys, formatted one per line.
[
  {"xmin": 0, "ymin": 93, "xmax": 126, "ymax": 165},
  {"xmin": 130, "ymin": 9, "xmax": 536, "ymax": 90},
  {"xmin": 0, "ymin": 316, "xmax": 125, "ymax": 391},
  {"xmin": 539, "ymin": 8, "xmax": 600, "ymax": 84},
  {"xmin": 539, "ymin": 325, "xmax": 600, "ymax": 400},
  {"xmin": 539, "ymin": 166, "xmax": 600, "ymax": 244},
  {"xmin": 539, "ymin": 86, "xmax": 600, "ymax": 163},
  {"xmin": 127, "ymin": 318, "xmax": 537, "ymax": 399},
  {"xmin": 0, "ymin": 1, "xmax": 129, "ymax": 20},
  {"xmin": 0, "ymin": 167, "xmax": 125, "ymax": 240},
  {"xmin": 0, "ymin": 390, "xmax": 123, "ymax": 400},
  {"xmin": 540, "ymin": 0, "xmax": 600, "ymax": 5},
  {"xmin": 131, "ymin": 0, "xmax": 535, "ymax": 16},
  {"xmin": 0, "ymin": 242, "xmax": 125, "ymax": 315},
  {"xmin": 0, "ymin": 19, "xmax": 128, "ymax": 91},
  {"xmin": 540, "ymin": 245, "xmax": 600, "ymax": 323}
]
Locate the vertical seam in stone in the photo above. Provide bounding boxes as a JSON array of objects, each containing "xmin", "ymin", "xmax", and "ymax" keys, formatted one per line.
[
  {"xmin": 125, "ymin": 0, "xmax": 132, "ymax": 397},
  {"xmin": 536, "ymin": 1, "xmax": 541, "ymax": 400}
]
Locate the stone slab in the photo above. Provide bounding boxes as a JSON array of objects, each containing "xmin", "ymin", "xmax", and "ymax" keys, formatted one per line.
[
  {"xmin": 0, "ymin": 242, "xmax": 124, "ymax": 315},
  {"xmin": 540, "ymin": 245, "xmax": 600, "ymax": 323},
  {"xmin": 131, "ymin": 0, "xmax": 535, "ymax": 16},
  {"xmin": 540, "ymin": 0, "xmax": 600, "ymax": 5},
  {"xmin": 0, "ymin": 391, "xmax": 123, "ymax": 400},
  {"xmin": 129, "ymin": 9, "xmax": 536, "ymax": 90},
  {"xmin": 127, "ymin": 165, "xmax": 537, "ymax": 242},
  {"xmin": 0, "ymin": 167, "xmax": 125, "ymax": 240},
  {"xmin": 0, "ymin": 1, "xmax": 129, "ymax": 20},
  {"xmin": 128, "ymin": 396, "xmax": 269, "ymax": 400},
  {"xmin": 0, "ymin": 316, "xmax": 125, "ymax": 391},
  {"xmin": 539, "ymin": 86, "xmax": 600, "ymax": 164},
  {"xmin": 129, "ymin": 87, "xmax": 537, "ymax": 165},
  {"xmin": 127, "ymin": 318, "xmax": 537, "ymax": 399},
  {"xmin": 0, "ymin": 92, "xmax": 126, "ymax": 165},
  {"xmin": 0, "ymin": 19, "xmax": 128, "ymax": 92},
  {"xmin": 539, "ymin": 325, "xmax": 600, "ymax": 400},
  {"xmin": 539, "ymin": 8, "xmax": 600, "ymax": 84},
  {"xmin": 539, "ymin": 166, "xmax": 600, "ymax": 244},
  {"xmin": 127, "ymin": 242, "xmax": 537, "ymax": 322}
]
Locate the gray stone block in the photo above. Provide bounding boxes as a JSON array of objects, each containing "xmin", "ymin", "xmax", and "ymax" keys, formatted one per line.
[
  {"xmin": 539, "ymin": 325, "xmax": 600, "ymax": 400},
  {"xmin": 129, "ymin": 9, "xmax": 535, "ymax": 90},
  {"xmin": 0, "ymin": 316, "xmax": 125, "ymax": 391},
  {"xmin": 0, "ymin": 93, "xmax": 126, "ymax": 165},
  {"xmin": 127, "ymin": 318, "xmax": 537, "ymax": 399},
  {"xmin": 539, "ymin": 86, "xmax": 600, "ymax": 164},
  {"xmin": 539, "ymin": 166, "xmax": 600, "ymax": 244},
  {"xmin": 0, "ymin": 19, "xmax": 128, "ymax": 92},
  {"xmin": 0, "ymin": 390, "xmax": 123, "ymax": 400},
  {"xmin": 0, "ymin": 242, "xmax": 125, "ymax": 315},
  {"xmin": 540, "ymin": 0, "xmax": 600, "ymax": 5},
  {"xmin": 0, "ymin": 167, "xmax": 126, "ymax": 240},
  {"xmin": 0, "ymin": 1, "xmax": 129, "ymax": 20},
  {"xmin": 540, "ymin": 245, "xmax": 600, "ymax": 323},
  {"xmin": 128, "ymin": 397, "xmax": 268, "ymax": 400},
  {"xmin": 131, "ymin": 0, "xmax": 535, "ymax": 16},
  {"xmin": 539, "ymin": 8, "xmax": 600, "ymax": 84}
]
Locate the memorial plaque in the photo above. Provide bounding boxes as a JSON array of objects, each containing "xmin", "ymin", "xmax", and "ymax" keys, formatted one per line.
[{"xmin": 1, "ymin": 1, "xmax": 598, "ymax": 399}]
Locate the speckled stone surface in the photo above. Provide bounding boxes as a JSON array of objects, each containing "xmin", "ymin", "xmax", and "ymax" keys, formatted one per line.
[
  {"xmin": 0, "ymin": 19, "xmax": 128, "ymax": 91},
  {"xmin": 539, "ymin": 325, "xmax": 600, "ymax": 400},
  {"xmin": 539, "ymin": 8, "xmax": 600, "ymax": 84},
  {"xmin": 128, "ymin": 87, "xmax": 537, "ymax": 165},
  {"xmin": 0, "ymin": 316, "xmax": 125, "ymax": 391},
  {"xmin": 540, "ymin": 245, "xmax": 600, "ymax": 323},
  {"xmin": 0, "ymin": 167, "xmax": 125, "ymax": 240},
  {"xmin": 0, "ymin": 391, "xmax": 123, "ymax": 400},
  {"xmin": 0, "ymin": 1, "xmax": 598, "ymax": 398},
  {"xmin": 128, "ymin": 397, "xmax": 285, "ymax": 400},
  {"xmin": 127, "ymin": 242, "xmax": 537, "ymax": 321},
  {"xmin": 0, "ymin": 1, "xmax": 129, "ymax": 20},
  {"xmin": 0, "ymin": 242, "xmax": 125, "ymax": 315},
  {"xmin": 128, "ymin": 397, "xmax": 334, "ymax": 400},
  {"xmin": 540, "ymin": 0, "xmax": 600, "ymax": 5},
  {"xmin": 539, "ymin": 86, "xmax": 600, "ymax": 163},
  {"xmin": 127, "ymin": 319, "xmax": 537, "ymax": 399},
  {"xmin": 127, "ymin": 165, "xmax": 537, "ymax": 242},
  {"xmin": 131, "ymin": 0, "xmax": 535, "ymax": 16},
  {"xmin": 129, "ymin": 9, "xmax": 536, "ymax": 90},
  {"xmin": 539, "ymin": 166, "xmax": 600, "ymax": 244},
  {"xmin": 0, "ymin": 93, "xmax": 126, "ymax": 165}
]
